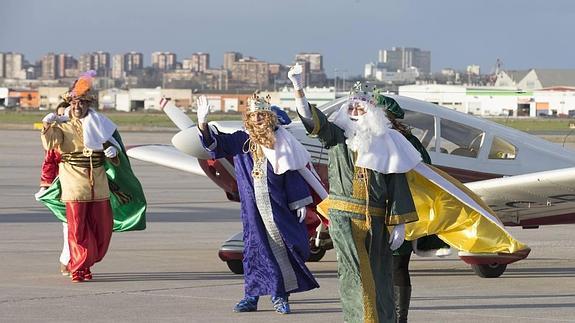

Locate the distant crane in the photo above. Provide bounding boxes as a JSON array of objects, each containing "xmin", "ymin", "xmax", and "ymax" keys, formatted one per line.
[{"xmin": 487, "ymin": 58, "xmax": 503, "ymax": 86}]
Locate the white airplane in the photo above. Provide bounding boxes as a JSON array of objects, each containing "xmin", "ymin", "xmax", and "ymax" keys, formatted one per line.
[{"xmin": 127, "ymin": 94, "xmax": 575, "ymax": 278}]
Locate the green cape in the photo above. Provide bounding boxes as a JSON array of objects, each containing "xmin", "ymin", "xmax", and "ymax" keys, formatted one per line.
[{"xmin": 38, "ymin": 131, "xmax": 147, "ymax": 232}]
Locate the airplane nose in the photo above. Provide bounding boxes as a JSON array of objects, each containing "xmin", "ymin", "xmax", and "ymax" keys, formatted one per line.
[{"xmin": 172, "ymin": 127, "xmax": 212, "ymax": 160}]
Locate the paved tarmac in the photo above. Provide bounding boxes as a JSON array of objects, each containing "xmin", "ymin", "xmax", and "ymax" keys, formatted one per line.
[{"xmin": 0, "ymin": 129, "xmax": 574, "ymax": 323}]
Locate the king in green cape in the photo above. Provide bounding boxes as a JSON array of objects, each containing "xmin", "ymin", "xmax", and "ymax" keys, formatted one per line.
[{"xmin": 38, "ymin": 130, "xmax": 147, "ymax": 232}]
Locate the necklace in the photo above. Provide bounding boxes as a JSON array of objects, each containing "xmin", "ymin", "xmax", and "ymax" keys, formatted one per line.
[{"xmin": 250, "ymin": 140, "xmax": 265, "ymax": 180}]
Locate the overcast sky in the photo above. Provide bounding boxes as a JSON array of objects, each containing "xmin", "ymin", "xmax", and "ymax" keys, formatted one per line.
[{"xmin": 1, "ymin": 0, "xmax": 574, "ymax": 76}]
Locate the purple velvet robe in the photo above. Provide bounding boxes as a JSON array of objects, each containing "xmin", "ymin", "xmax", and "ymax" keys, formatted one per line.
[{"xmin": 200, "ymin": 127, "xmax": 319, "ymax": 297}]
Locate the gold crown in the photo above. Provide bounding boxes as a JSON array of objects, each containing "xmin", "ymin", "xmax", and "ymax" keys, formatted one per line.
[
  {"xmin": 248, "ymin": 93, "xmax": 272, "ymax": 112},
  {"xmin": 349, "ymin": 81, "xmax": 379, "ymax": 106}
]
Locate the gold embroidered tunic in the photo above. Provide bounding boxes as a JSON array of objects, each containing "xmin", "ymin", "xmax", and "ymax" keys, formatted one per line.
[
  {"xmin": 303, "ymin": 105, "xmax": 418, "ymax": 226},
  {"xmin": 41, "ymin": 119, "xmax": 110, "ymax": 202}
]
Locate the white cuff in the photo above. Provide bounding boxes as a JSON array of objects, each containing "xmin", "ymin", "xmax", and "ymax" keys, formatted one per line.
[
  {"xmin": 289, "ymin": 196, "xmax": 313, "ymax": 210},
  {"xmin": 199, "ymin": 124, "xmax": 218, "ymax": 151},
  {"xmin": 295, "ymin": 98, "xmax": 312, "ymax": 119}
]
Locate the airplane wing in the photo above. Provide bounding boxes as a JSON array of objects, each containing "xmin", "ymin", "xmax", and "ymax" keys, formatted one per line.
[
  {"xmin": 465, "ymin": 166, "xmax": 575, "ymax": 226},
  {"xmin": 126, "ymin": 144, "xmax": 206, "ymax": 177}
]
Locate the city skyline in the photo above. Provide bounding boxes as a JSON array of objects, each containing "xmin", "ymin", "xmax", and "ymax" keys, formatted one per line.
[{"xmin": 2, "ymin": 0, "xmax": 574, "ymax": 76}]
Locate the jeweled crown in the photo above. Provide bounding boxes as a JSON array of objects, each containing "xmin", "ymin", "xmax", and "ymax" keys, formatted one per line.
[
  {"xmin": 349, "ymin": 81, "xmax": 380, "ymax": 106},
  {"xmin": 248, "ymin": 93, "xmax": 272, "ymax": 112}
]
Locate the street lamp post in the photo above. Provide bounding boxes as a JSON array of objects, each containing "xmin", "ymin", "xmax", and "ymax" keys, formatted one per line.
[{"xmin": 334, "ymin": 68, "xmax": 338, "ymax": 92}]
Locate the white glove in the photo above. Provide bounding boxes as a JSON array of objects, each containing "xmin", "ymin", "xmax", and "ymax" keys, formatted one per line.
[
  {"xmin": 288, "ymin": 63, "xmax": 304, "ymax": 90},
  {"xmin": 389, "ymin": 223, "xmax": 405, "ymax": 251},
  {"xmin": 296, "ymin": 207, "xmax": 307, "ymax": 223},
  {"xmin": 57, "ymin": 114, "xmax": 70, "ymax": 123},
  {"xmin": 34, "ymin": 187, "xmax": 47, "ymax": 201},
  {"xmin": 104, "ymin": 146, "xmax": 118, "ymax": 158},
  {"xmin": 42, "ymin": 112, "xmax": 57, "ymax": 124},
  {"xmin": 196, "ymin": 95, "xmax": 210, "ymax": 124}
]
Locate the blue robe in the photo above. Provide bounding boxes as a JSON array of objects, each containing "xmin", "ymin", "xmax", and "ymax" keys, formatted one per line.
[{"xmin": 200, "ymin": 127, "xmax": 319, "ymax": 297}]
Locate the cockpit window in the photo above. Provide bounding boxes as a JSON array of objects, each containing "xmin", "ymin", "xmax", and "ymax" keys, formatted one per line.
[
  {"xmin": 402, "ymin": 110, "xmax": 436, "ymax": 151},
  {"xmin": 439, "ymin": 119, "xmax": 484, "ymax": 158},
  {"xmin": 489, "ymin": 136, "xmax": 517, "ymax": 160}
]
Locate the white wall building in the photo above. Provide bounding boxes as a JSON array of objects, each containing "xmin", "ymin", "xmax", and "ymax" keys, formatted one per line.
[
  {"xmin": 532, "ymin": 88, "xmax": 575, "ymax": 117},
  {"xmin": 98, "ymin": 88, "xmax": 125, "ymax": 110},
  {"xmin": 398, "ymin": 84, "xmax": 533, "ymax": 116},
  {"xmin": 278, "ymin": 86, "xmax": 336, "ymax": 111},
  {"xmin": 399, "ymin": 84, "xmax": 467, "ymax": 112},
  {"xmin": 161, "ymin": 89, "xmax": 193, "ymax": 109},
  {"xmin": 0, "ymin": 88, "xmax": 9, "ymax": 107},
  {"xmin": 400, "ymin": 84, "xmax": 575, "ymax": 117},
  {"xmin": 364, "ymin": 63, "xmax": 419, "ymax": 83},
  {"xmin": 376, "ymin": 67, "xmax": 419, "ymax": 83},
  {"xmin": 38, "ymin": 87, "xmax": 69, "ymax": 110},
  {"xmin": 103, "ymin": 88, "xmax": 162, "ymax": 112}
]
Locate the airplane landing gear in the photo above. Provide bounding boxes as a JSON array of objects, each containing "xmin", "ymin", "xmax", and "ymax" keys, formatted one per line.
[
  {"xmin": 226, "ymin": 260, "xmax": 244, "ymax": 275},
  {"xmin": 471, "ymin": 263, "xmax": 507, "ymax": 278},
  {"xmin": 307, "ymin": 229, "xmax": 332, "ymax": 262},
  {"xmin": 459, "ymin": 250, "xmax": 529, "ymax": 278},
  {"xmin": 307, "ymin": 246, "xmax": 326, "ymax": 262}
]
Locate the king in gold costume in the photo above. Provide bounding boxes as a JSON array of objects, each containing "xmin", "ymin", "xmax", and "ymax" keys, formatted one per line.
[{"xmin": 40, "ymin": 71, "xmax": 146, "ymax": 282}]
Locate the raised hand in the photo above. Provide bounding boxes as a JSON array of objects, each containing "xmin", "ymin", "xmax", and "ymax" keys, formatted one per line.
[
  {"xmin": 196, "ymin": 95, "xmax": 211, "ymax": 124},
  {"xmin": 288, "ymin": 63, "xmax": 304, "ymax": 90}
]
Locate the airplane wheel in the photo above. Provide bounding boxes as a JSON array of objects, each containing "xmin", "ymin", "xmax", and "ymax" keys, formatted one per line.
[
  {"xmin": 471, "ymin": 263, "xmax": 507, "ymax": 278},
  {"xmin": 307, "ymin": 246, "xmax": 326, "ymax": 262},
  {"xmin": 226, "ymin": 260, "xmax": 244, "ymax": 275}
]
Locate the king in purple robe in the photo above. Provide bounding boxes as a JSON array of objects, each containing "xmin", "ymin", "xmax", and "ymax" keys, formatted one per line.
[{"xmin": 196, "ymin": 93, "xmax": 320, "ymax": 314}]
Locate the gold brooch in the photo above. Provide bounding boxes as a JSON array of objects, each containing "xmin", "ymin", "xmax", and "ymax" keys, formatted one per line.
[
  {"xmin": 82, "ymin": 148, "xmax": 93, "ymax": 157},
  {"xmin": 252, "ymin": 168, "xmax": 262, "ymax": 179}
]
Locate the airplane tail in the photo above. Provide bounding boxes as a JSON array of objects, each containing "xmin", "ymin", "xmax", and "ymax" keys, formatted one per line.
[
  {"xmin": 157, "ymin": 98, "xmax": 212, "ymax": 160},
  {"xmin": 160, "ymin": 98, "xmax": 195, "ymax": 130}
]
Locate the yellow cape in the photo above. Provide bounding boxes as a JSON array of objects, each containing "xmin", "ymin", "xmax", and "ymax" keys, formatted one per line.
[{"xmin": 317, "ymin": 163, "xmax": 529, "ymax": 256}]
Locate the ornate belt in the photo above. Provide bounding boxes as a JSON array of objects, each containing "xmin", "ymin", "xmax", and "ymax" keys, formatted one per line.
[{"xmin": 61, "ymin": 151, "xmax": 105, "ymax": 168}]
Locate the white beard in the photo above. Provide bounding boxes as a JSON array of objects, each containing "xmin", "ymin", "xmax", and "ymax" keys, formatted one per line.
[
  {"xmin": 329, "ymin": 102, "xmax": 422, "ymax": 174},
  {"xmin": 330, "ymin": 103, "xmax": 392, "ymax": 153}
]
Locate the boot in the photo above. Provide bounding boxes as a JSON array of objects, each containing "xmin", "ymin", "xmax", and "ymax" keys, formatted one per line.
[
  {"xmin": 271, "ymin": 295, "xmax": 290, "ymax": 314},
  {"xmin": 83, "ymin": 268, "xmax": 92, "ymax": 280},
  {"xmin": 233, "ymin": 296, "xmax": 259, "ymax": 313},
  {"xmin": 71, "ymin": 270, "xmax": 85, "ymax": 283},
  {"xmin": 394, "ymin": 285, "xmax": 411, "ymax": 323}
]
